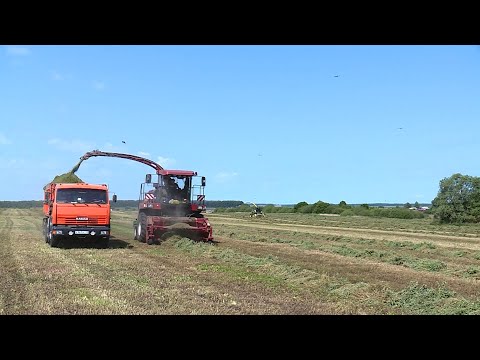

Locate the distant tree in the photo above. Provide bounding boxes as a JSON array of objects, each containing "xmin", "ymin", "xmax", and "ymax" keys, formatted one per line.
[
  {"xmin": 298, "ymin": 204, "xmax": 315, "ymax": 213},
  {"xmin": 0, "ymin": 201, "xmax": 43, "ymax": 208},
  {"xmin": 414, "ymin": 201, "xmax": 420, "ymax": 208},
  {"xmin": 293, "ymin": 201, "xmax": 308, "ymax": 212},
  {"xmin": 313, "ymin": 201, "xmax": 329, "ymax": 214},
  {"xmin": 339, "ymin": 200, "xmax": 347, "ymax": 207},
  {"xmin": 360, "ymin": 203, "xmax": 369, "ymax": 209},
  {"xmin": 431, "ymin": 173, "xmax": 480, "ymax": 223},
  {"xmin": 404, "ymin": 202, "xmax": 412, "ymax": 209}
]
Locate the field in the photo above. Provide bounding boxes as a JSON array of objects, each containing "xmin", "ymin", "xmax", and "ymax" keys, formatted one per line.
[{"xmin": 1, "ymin": 208, "xmax": 480, "ymax": 314}]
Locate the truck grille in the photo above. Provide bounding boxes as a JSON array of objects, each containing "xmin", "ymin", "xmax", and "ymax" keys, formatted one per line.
[{"xmin": 62, "ymin": 217, "xmax": 108, "ymax": 225}]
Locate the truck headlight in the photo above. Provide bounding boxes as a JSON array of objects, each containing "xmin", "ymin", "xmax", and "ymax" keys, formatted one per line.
[
  {"xmin": 90, "ymin": 231, "xmax": 96, "ymax": 236},
  {"xmin": 100, "ymin": 231, "xmax": 108, "ymax": 235},
  {"xmin": 68, "ymin": 231, "xmax": 74, "ymax": 236}
]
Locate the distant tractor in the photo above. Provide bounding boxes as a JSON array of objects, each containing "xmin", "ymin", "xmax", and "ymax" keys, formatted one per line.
[{"xmin": 249, "ymin": 203, "xmax": 265, "ymax": 218}]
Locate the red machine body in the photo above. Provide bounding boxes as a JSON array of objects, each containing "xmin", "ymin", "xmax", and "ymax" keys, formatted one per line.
[{"xmin": 79, "ymin": 150, "xmax": 213, "ymax": 244}]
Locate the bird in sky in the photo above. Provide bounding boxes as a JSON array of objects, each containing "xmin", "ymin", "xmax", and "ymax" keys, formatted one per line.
[
  {"xmin": 122, "ymin": 140, "xmax": 126, "ymax": 144},
  {"xmin": 397, "ymin": 127, "xmax": 403, "ymax": 130},
  {"xmin": 334, "ymin": 75, "xmax": 339, "ymax": 78}
]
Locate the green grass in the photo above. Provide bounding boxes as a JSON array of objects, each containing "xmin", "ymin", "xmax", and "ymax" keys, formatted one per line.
[
  {"xmin": 214, "ymin": 223, "xmax": 480, "ymax": 279},
  {"xmin": 388, "ymin": 282, "xmax": 480, "ymax": 315}
]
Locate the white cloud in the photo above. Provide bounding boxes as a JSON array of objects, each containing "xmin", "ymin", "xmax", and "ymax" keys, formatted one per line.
[
  {"xmin": 0, "ymin": 133, "xmax": 12, "ymax": 145},
  {"xmin": 37, "ymin": 159, "xmax": 61, "ymax": 170},
  {"xmin": 51, "ymin": 71, "xmax": 73, "ymax": 81},
  {"xmin": 55, "ymin": 104, "xmax": 69, "ymax": 114},
  {"xmin": 6, "ymin": 46, "xmax": 31, "ymax": 56},
  {"xmin": 215, "ymin": 171, "xmax": 239, "ymax": 183},
  {"xmin": 157, "ymin": 156, "xmax": 175, "ymax": 168},
  {"xmin": 51, "ymin": 71, "xmax": 64, "ymax": 81},
  {"xmin": 138, "ymin": 151, "xmax": 150, "ymax": 157},
  {"xmin": 92, "ymin": 168, "xmax": 113, "ymax": 178},
  {"xmin": 101, "ymin": 142, "xmax": 125, "ymax": 153},
  {"xmin": 47, "ymin": 138, "xmax": 95, "ymax": 153},
  {"xmin": 0, "ymin": 157, "xmax": 26, "ymax": 169},
  {"xmin": 93, "ymin": 81, "xmax": 106, "ymax": 90}
]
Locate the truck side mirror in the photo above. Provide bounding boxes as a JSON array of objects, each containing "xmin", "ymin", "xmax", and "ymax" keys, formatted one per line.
[
  {"xmin": 146, "ymin": 174, "xmax": 152, "ymax": 183},
  {"xmin": 112, "ymin": 194, "xmax": 117, "ymax": 202},
  {"xmin": 202, "ymin": 176, "xmax": 206, "ymax": 187}
]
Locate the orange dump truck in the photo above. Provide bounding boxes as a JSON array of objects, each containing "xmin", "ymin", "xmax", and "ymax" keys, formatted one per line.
[{"xmin": 42, "ymin": 182, "xmax": 116, "ymax": 248}]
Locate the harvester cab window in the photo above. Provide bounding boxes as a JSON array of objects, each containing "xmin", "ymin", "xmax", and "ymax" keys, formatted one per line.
[
  {"xmin": 166, "ymin": 177, "xmax": 180, "ymax": 199},
  {"xmin": 157, "ymin": 175, "xmax": 189, "ymax": 202}
]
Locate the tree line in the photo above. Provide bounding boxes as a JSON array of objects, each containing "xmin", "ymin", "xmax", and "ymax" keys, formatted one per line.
[
  {"xmin": 214, "ymin": 201, "xmax": 427, "ymax": 219},
  {"xmin": 215, "ymin": 173, "xmax": 480, "ymax": 224}
]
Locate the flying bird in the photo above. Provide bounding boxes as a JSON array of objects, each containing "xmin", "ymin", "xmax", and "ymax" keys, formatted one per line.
[
  {"xmin": 122, "ymin": 140, "xmax": 126, "ymax": 144},
  {"xmin": 334, "ymin": 75, "xmax": 339, "ymax": 78},
  {"xmin": 397, "ymin": 127, "xmax": 403, "ymax": 130}
]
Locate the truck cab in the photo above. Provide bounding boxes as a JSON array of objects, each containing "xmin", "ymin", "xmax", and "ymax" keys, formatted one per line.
[{"xmin": 43, "ymin": 182, "xmax": 114, "ymax": 248}]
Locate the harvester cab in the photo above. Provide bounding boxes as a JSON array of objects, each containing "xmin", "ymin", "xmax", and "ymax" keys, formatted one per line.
[{"xmin": 140, "ymin": 171, "xmax": 207, "ymax": 215}]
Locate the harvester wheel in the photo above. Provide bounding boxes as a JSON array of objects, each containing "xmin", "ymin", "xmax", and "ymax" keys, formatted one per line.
[{"xmin": 137, "ymin": 212, "xmax": 147, "ymax": 243}]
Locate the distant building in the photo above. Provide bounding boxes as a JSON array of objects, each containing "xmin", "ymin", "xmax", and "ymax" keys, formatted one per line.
[{"xmin": 409, "ymin": 206, "xmax": 429, "ymax": 211}]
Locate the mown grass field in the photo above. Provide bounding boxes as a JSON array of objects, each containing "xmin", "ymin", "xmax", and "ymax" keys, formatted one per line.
[{"xmin": 1, "ymin": 208, "xmax": 480, "ymax": 314}]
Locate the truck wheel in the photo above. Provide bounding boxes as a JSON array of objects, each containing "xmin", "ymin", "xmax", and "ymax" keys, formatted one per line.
[
  {"xmin": 137, "ymin": 212, "xmax": 147, "ymax": 243},
  {"xmin": 44, "ymin": 218, "xmax": 50, "ymax": 243},
  {"xmin": 46, "ymin": 219, "xmax": 56, "ymax": 246},
  {"xmin": 50, "ymin": 234, "xmax": 59, "ymax": 248}
]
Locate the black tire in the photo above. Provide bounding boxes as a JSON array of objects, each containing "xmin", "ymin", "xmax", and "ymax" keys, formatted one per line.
[
  {"xmin": 50, "ymin": 234, "xmax": 59, "ymax": 248},
  {"xmin": 137, "ymin": 212, "xmax": 147, "ymax": 243},
  {"xmin": 44, "ymin": 218, "xmax": 49, "ymax": 243}
]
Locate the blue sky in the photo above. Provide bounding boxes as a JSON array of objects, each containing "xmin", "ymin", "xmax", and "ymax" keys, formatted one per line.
[{"xmin": 1, "ymin": 45, "xmax": 479, "ymax": 204}]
